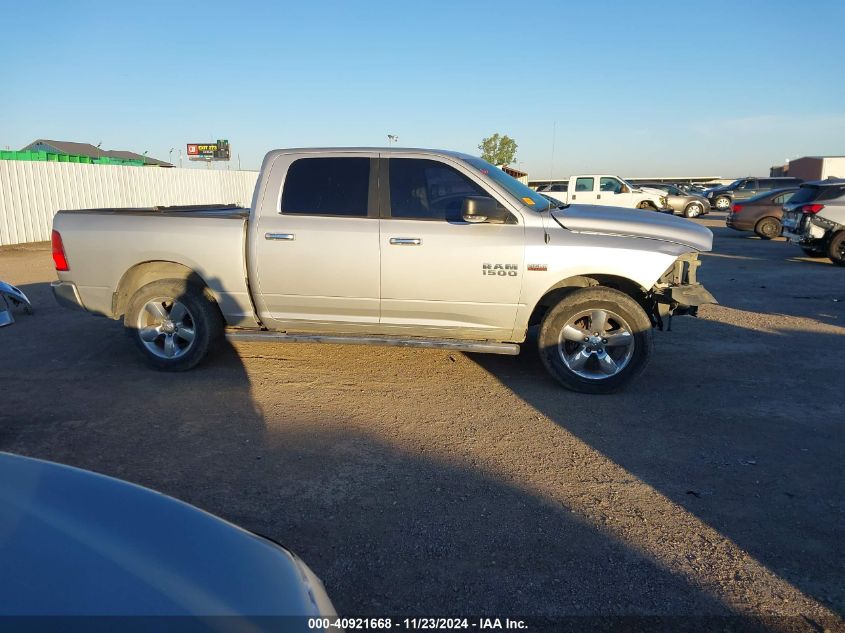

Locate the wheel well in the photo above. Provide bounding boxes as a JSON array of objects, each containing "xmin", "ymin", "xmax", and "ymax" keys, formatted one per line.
[
  {"xmin": 112, "ymin": 261, "xmax": 219, "ymax": 319},
  {"xmin": 528, "ymin": 275, "xmax": 649, "ymax": 327}
]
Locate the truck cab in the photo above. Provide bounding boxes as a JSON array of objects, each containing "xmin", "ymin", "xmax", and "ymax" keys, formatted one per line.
[
  {"xmin": 51, "ymin": 148, "xmax": 715, "ymax": 394},
  {"xmin": 542, "ymin": 174, "xmax": 669, "ymax": 212}
]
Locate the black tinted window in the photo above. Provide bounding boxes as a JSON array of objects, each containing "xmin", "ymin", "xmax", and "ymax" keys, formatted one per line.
[
  {"xmin": 281, "ymin": 158, "xmax": 370, "ymax": 216},
  {"xmin": 787, "ymin": 186, "xmax": 823, "ymax": 205},
  {"xmin": 389, "ymin": 159, "xmax": 488, "ymax": 221},
  {"xmin": 817, "ymin": 184, "xmax": 845, "ymax": 201}
]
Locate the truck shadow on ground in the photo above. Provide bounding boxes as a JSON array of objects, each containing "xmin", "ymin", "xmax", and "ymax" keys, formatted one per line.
[
  {"xmin": 0, "ymin": 282, "xmax": 796, "ymax": 629},
  {"xmin": 470, "ymin": 316, "xmax": 844, "ymax": 620}
]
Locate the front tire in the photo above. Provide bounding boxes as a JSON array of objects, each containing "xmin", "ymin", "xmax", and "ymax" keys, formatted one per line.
[
  {"xmin": 637, "ymin": 201, "xmax": 657, "ymax": 211},
  {"xmin": 125, "ymin": 279, "xmax": 222, "ymax": 371},
  {"xmin": 755, "ymin": 216, "xmax": 782, "ymax": 240},
  {"xmin": 714, "ymin": 196, "xmax": 731, "ymax": 210},
  {"xmin": 538, "ymin": 287, "xmax": 653, "ymax": 394}
]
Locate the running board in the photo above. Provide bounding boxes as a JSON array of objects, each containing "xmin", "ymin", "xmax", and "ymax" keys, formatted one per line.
[{"xmin": 225, "ymin": 331, "xmax": 521, "ymax": 356}]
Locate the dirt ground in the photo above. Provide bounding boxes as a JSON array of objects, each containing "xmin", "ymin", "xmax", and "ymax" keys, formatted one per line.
[{"xmin": 1, "ymin": 212, "xmax": 842, "ymax": 630}]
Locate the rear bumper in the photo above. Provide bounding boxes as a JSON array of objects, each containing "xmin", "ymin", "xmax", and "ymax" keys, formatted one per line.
[
  {"xmin": 725, "ymin": 215, "xmax": 752, "ymax": 231},
  {"xmin": 51, "ymin": 281, "xmax": 85, "ymax": 311}
]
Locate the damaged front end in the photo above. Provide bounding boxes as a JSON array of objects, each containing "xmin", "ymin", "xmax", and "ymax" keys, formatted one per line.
[
  {"xmin": 649, "ymin": 253, "xmax": 716, "ymax": 330},
  {"xmin": 0, "ymin": 281, "xmax": 33, "ymax": 327}
]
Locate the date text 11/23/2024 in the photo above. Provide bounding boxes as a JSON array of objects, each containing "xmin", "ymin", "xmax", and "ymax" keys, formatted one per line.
[{"xmin": 308, "ymin": 618, "xmax": 528, "ymax": 630}]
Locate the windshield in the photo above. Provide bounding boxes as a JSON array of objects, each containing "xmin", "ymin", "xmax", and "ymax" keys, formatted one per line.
[{"xmin": 463, "ymin": 157, "xmax": 553, "ymax": 211}]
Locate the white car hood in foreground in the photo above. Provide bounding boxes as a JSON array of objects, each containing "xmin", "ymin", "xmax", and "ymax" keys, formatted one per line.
[{"xmin": 552, "ymin": 205, "xmax": 713, "ymax": 251}]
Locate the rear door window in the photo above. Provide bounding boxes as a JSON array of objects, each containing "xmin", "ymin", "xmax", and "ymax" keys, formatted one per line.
[
  {"xmin": 281, "ymin": 157, "xmax": 370, "ymax": 216},
  {"xmin": 575, "ymin": 177, "xmax": 595, "ymax": 192}
]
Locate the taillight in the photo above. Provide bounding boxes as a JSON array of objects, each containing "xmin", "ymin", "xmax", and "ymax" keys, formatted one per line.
[
  {"xmin": 51, "ymin": 230, "xmax": 69, "ymax": 271},
  {"xmin": 801, "ymin": 204, "xmax": 824, "ymax": 214},
  {"xmin": 732, "ymin": 204, "xmax": 743, "ymax": 214}
]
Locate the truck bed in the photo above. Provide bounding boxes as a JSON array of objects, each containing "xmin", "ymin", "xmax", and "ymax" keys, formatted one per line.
[
  {"xmin": 59, "ymin": 204, "xmax": 249, "ymax": 219},
  {"xmin": 52, "ymin": 205, "xmax": 256, "ymax": 327}
]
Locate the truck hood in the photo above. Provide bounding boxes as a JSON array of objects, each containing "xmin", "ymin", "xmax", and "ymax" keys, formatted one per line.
[{"xmin": 551, "ymin": 205, "xmax": 713, "ymax": 251}]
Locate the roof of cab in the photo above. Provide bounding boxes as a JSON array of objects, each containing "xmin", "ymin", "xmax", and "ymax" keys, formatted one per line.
[{"xmin": 264, "ymin": 147, "xmax": 478, "ymax": 161}]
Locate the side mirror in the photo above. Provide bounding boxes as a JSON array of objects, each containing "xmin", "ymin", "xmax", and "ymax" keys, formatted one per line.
[{"xmin": 461, "ymin": 196, "xmax": 509, "ymax": 224}]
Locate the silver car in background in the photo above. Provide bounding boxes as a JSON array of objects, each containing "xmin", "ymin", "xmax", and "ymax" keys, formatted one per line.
[{"xmin": 637, "ymin": 183, "xmax": 710, "ymax": 218}]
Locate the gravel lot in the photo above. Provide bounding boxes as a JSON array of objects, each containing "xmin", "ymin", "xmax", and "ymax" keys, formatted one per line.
[{"xmin": 1, "ymin": 212, "xmax": 842, "ymax": 630}]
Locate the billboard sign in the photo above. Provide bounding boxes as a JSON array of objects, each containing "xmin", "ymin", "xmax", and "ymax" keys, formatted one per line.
[{"xmin": 186, "ymin": 140, "xmax": 230, "ymax": 161}]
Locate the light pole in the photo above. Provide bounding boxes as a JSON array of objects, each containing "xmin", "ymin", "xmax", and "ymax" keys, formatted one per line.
[
  {"xmin": 96, "ymin": 142, "xmax": 102, "ymax": 164},
  {"xmin": 169, "ymin": 147, "xmax": 175, "ymax": 165},
  {"xmin": 387, "ymin": 134, "xmax": 398, "ymax": 147}
]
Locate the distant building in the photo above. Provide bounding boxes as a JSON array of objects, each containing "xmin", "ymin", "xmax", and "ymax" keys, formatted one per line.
[
  {"xmin": 500, "ymin": 165, "xmax": 528, "ymax": 184},
  {"xmin": 771, "ymin": 156, "xmax": 845, "ymax": 180},
  {"xmin": 21, "ymin": 139, "xmax": 172, "ymax": 167}
]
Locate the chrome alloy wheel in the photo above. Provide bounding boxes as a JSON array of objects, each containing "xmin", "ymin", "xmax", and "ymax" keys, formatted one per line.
[
  {"xmin": 135, "ymin": 297, "xmax": 196, "ymax": 359},
  {"xmin": 557, "ymin": 309, "xmax": 635, "ymax": 380},
  {"xmin": 686, "ymin": 203, "xmax": 703, "ymax": 218},
  {"xmin": 715, "ymin": 197, "xmax": 731, "ymax": 210}
]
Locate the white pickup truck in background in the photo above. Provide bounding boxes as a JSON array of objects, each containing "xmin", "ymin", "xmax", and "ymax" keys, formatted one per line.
[{"xmin": 538, "ymin": 175, "xmax": 670, "ymax": 211}]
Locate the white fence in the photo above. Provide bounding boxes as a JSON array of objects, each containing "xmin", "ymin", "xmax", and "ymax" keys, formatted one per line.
[{"xmin": 0, "ymin": 161, "xmax": 259, "ymax": 246}]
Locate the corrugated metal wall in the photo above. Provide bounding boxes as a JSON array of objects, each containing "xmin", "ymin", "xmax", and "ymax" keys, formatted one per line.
[{"xmin": 0, "ymin": 161, "xmax": 259, "ymax": 246}]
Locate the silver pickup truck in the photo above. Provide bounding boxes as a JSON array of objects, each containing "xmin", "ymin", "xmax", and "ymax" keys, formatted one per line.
[{"xmin": 52, "ymin": 148, "xmax": 715, "ymax": 394}]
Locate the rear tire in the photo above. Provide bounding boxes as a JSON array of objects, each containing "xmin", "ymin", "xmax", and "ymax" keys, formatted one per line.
[
  {"xmin": 828, "ymin": 231, "xmax": 845, "ymax": 266},
  {"xmin": 538, "ymin": 287, "xmax": 653, "ymax": 394},
  {"xmin": 754, "ymin": 217, "xmax": 782, "ymax": 240},
  {"xmin": 684, "ymin": 202, "xmax": 704, "ymax": 218},
  {"xmin": 125, "ymin": 279, "xmax": 222, "ymax": 371}
]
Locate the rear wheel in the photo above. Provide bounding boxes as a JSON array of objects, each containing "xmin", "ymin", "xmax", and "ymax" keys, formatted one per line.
[
  {"xmin": 755, "ymin": 217, "xmax": 782, "ymax": 240},
  {"xmin": 828, "ymin": 231, "xmax": 845, "ymax": 266},
  {"xmin": 684, "ymin": 202, "xmax": 704, "ymax": 218},
  {"xmin": 125, "ymin": 279, "xmax": 222, "ymax": 371},
  {"xmin": 538, "ymin": 287, "xmax": 653, "ymax": 394},
  {"xmin": 714, "ymin": 196, "xmax": 731, "ymax": 210}
]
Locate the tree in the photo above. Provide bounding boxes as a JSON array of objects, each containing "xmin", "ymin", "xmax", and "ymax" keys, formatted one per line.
[{"xmin": 478, "ymin": 133, "xmax": 518, "ymax": 166}]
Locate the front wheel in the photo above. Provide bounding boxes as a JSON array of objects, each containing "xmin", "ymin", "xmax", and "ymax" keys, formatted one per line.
[
  {"xmin": 714, "ymin": 196, "xmax": 731, "ymax": 210},
  {"xmin": 538, "ymin": 287, "xmax": 653, "ymax": 394},
  {"xmin": 125, "ymin": 279, "xmax": 222, "ymax": 371},
  {"xmin": 637, "ymin": 201, "xmax": 657, "ymax": 211},
  {"xmin": 755, "ymin": 216, "xmax": 782, "ymax": 240}
]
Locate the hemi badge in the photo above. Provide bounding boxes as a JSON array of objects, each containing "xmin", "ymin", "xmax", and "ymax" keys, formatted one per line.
[{"xmin": 527, "ymin": 264, "xmax": 547, "ymax": 271}]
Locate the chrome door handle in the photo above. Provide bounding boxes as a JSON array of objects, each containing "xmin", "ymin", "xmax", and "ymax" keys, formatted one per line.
[
  {"xmin": 265, "ymin": 233, "xmax": 295, "ymax": 241},
  {"xmin": 389, "ymin": 237, "xmax": 421, "ymax": 246}
]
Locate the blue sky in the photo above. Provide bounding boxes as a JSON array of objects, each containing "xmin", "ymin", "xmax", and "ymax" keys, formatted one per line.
[{"xmin": 2, "ymin": 0, "xmax": 844, "ymax": 177}]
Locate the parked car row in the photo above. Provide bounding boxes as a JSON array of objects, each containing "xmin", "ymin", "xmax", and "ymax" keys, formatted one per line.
[
  {"xmin": 725, "ymin": 178, "xmax": 845, "ymax": 266},
  {"xmin": 705, "ymin": 176, "xmax": 803, "ymax": 210}
]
